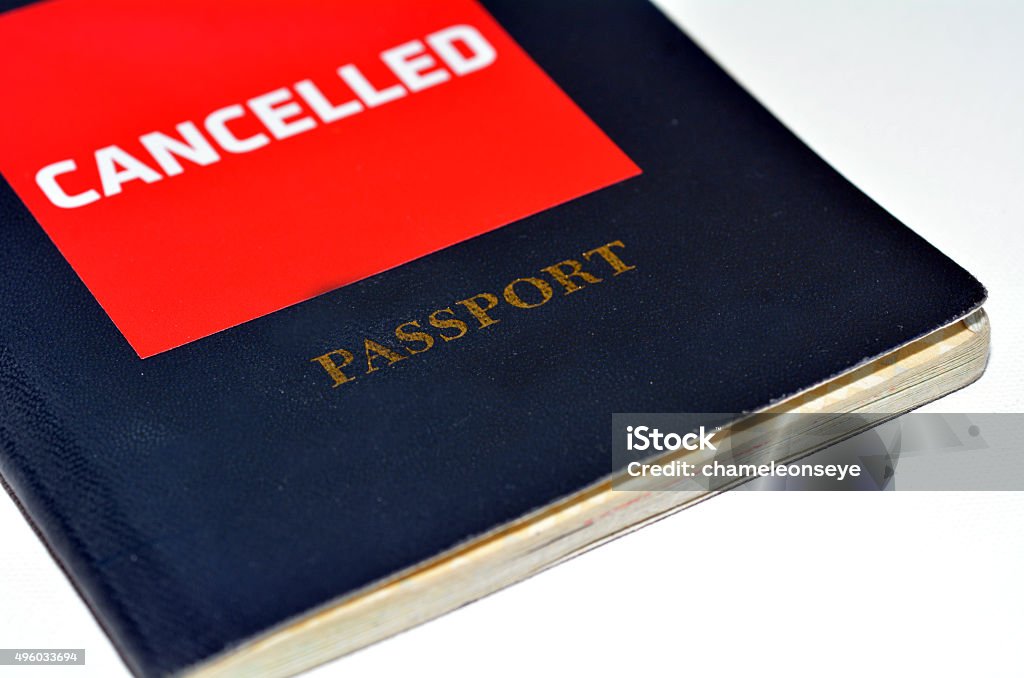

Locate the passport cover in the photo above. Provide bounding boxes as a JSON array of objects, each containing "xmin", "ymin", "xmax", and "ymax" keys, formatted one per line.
[{"xmin": 0, "ymin": 1, "xmax": 986, "ymax": 675}]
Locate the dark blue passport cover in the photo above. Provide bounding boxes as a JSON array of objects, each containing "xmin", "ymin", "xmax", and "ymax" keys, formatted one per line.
[{"xmin": 0, "ymin": 1, "xmax": 986, "ymax": 675}]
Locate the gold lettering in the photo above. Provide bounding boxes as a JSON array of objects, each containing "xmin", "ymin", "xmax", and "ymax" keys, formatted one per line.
[
  {"xmin": 364, "ymin": 338, "xmax": 407, "ymax": 373},
  {"xmin": 428, "ymin": 308, "xmax": 469, "ymax": 342},
  {"xmin": 541, "ymin": 259, "xmax": 602, "ymax": 294},
  {"xmin": 310, "ymin": 349, "xmax": 357, "ymax": 387},
  {"xmin": 503, "ymin": 277, "xmax": 554, "ymax": 309},
  {"xmin": 456, "ymin": 292, "xmax": 500, "ymax": 328},
  {"xmin": 312, "ymin": 239, "xmax": 639, "ymax": 389},
  {"xmin": 395, "ymin": 320, "xmax": 435, "ymax": 355},
  {"xmin": 583, "ymin": 240, "xmax": 635, "ymax": 275}
]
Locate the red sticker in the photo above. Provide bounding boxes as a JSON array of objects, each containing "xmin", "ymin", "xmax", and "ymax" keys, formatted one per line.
[{"xmin": 0, "ymin": 0, "xmax": 639, "ymax": 357}]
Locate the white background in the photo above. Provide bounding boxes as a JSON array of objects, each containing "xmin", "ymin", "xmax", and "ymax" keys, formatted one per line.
[{"xmin": 2, "ymin": 2, "xmax": 1022, "ymax": 676}]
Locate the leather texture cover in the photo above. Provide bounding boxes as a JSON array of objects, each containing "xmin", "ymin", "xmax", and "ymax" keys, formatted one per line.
[{"xmin": 0, "ymin": 1, "xmax": 986, "ymax": 675}]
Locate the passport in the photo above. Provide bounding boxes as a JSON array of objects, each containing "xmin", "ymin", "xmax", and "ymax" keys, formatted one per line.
[{"xmin": 0, "ymin": 1, "xmax": 987, "ymax": 676}]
